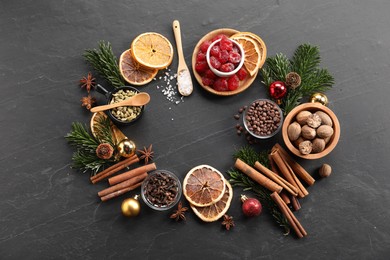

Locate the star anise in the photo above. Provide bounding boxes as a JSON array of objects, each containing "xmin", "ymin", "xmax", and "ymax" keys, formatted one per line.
[
  {"xmin": 138, "ymin": 144, "xmax": 154, "ymax": 164},
  {"xmin": 80, "ymin": 72, "xmax": 96, "ymax": 93},
  {"xmin": 81, "ymin": 95, "xmax": 96, "ymax": 110},
  {"xmin": 221, "ymin": 214, "xmax": 235, "ymax": 231},
  {"xmin": 170, "ymin": 201, "xmax": 188, "ymax": 222}
]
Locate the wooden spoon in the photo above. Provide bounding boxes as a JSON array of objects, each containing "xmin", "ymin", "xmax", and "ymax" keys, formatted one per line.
[
  {"xmin": 173, "ymin": 20, "xmax": 193, "ymax": 96},
  {"xmin": 90, "ymin": 92, "xmax": 150, "ymax": 113}
]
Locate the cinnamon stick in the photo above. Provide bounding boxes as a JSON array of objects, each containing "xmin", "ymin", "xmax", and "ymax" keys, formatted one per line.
[
  {"xmin": 273, "ymin": 143, "xmax": 315, "ymax": 186},
  {"xmin": 270, "ymin": 150, "xmax": 306, "ymax": 198},
  {"xmin": 280, "ymin": 154, "xmax": 309, "ymax": 197},
  {"xmin": 280, "ymin": 191, "xmax": 291, "ymax": 204},
  {"xmin": 108, "ymin": 163, "xmax": 157, "ymax": 185},
  {"xmin": 98, "ymin": 172, "xmax": 148, "ymax": 197},
  {"xmin": 91, "ymin": 154, "xmax": 139, "ymax": 184},
  {"xmin": 100, "ymin": 182, "xmax": 142, "ymax": 202},
  {"xmin": 234, "ymin": 158, "xmax": 282, "ymax": 193},
  {"xmin": 254, "ymin": 161, "xmax": 299, "ymax": 197},
  {"xmin": 268, "ymin": 155, "xmax": 290, "ymax": 204},
  {"xmin": 270, "ymin": 191, "xmax": 307, "ymax": 238},
  {"xmin": 291, "ymin": 195, "xmax": 301, "ymax": 211}
]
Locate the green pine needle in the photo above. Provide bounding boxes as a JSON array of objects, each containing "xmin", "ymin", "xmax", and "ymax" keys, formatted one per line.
[
  {"xmin": 261, "ymin": 43, "xmax": 334, "ymax": 115},
  {"xmin": 83, "ymin": 41, "xmax": 125, "ymax": 88}
]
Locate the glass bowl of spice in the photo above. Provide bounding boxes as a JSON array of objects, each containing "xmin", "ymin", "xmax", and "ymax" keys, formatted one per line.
[
  {"xmin": 243, "ymin": 99, "xmax": 283, "ymax": 139},
  {"xmin": 141, "ymin": 170, "xmax": 182, "ymax": 211},
  {"xmin": 94, "ymin": 85, "xmax": 144, "ymax": 125}
]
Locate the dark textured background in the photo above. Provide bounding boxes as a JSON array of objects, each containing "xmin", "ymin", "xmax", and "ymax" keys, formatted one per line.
[{"xmin": 1, "ymin": 0, "xmax": 389, "ymax": 259}]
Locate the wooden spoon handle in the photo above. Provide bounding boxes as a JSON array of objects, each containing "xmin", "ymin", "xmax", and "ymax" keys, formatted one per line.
[{"xmin": 172, "ymin": 20, "xmax": 186, "ymax": 67}]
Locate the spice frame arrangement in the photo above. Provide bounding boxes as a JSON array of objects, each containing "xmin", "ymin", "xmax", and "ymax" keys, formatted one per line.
[{"xmin": 65, "ymin": 23, "xmax": 339, "ymax": 239}]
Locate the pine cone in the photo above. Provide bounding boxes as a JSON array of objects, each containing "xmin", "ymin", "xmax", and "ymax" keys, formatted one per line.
[
  {"xmin": 96, "ymin": 143, "xmax": 114, "ymax": 160},
  {"xmin": 285, "ymin": 72, "xmax": 301, "ymax": 90}
]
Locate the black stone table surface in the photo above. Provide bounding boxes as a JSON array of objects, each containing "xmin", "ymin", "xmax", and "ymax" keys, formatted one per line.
[{"xmin": 1, "ymin": 0, "xmax": 389, "ymax": 259}]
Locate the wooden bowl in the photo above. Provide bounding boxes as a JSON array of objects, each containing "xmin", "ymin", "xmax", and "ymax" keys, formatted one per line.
[
  {"xmin": 282, "ymin": 103, "xmax": 341, "ymax": 159},
  {"xmin": 192, "ymin": 28, "xmax": 257, "ymax": 96}
]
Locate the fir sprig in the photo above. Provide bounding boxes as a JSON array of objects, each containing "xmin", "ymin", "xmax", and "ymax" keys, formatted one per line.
[
  {"xmin": 65, "ymin": 121, "xmax": 116, "ymax": 174},
  {"xmin": 227, "ymin": 146, "xmax": 290, "ymax": 234},
  {"xmin": 83, "ymin": 41, "xmax": 125, "ymax": 88},
  {"xmin": 261, "ymin": 44, "xmax": 334, "ymax": 115}
]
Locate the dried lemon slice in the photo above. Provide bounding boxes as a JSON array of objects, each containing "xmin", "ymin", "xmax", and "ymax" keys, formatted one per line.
[
  {"xmin": 183, "ymin": 165, "xmax": 226, "ymax": 207},
  {"xmin": 131, "ymin": 32, "xmax": 174, "ymax": 69},
  {"xmin": 119, "ymin": 49, "xmax": 158, "ymax": 86},
  {"xmin": 229, "ymin": 35, "xmax": 262, "ymax": 76},
  {"xmin": 191, "ymin": 181, "xmax": 233, "ymax": 222},
  {"xmin": 231, "ymin": 32, "xmax": 267, "ymax": 69}
]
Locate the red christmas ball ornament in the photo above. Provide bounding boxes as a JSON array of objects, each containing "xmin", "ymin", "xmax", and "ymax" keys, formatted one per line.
[
  {"xmin": 269, "ymin": 81, "xmax": 287, "ymax": 100},
  {"xmin": 241, "ymin": 195, "xmax": 262, "ymax": 217}
]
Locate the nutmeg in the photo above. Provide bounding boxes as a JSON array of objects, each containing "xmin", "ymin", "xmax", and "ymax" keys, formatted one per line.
[
  {"xmin": 287, "ymin": 122, "xmax": 301, "ymax": 141},
  {"xmin": 319, "ymin": 163, "xmax": 332, "ymax": 178},
  {"xmin": 312, "ymin": 138, "xmax": 326, "ymax": 153},
  {"xmin": 296, "ymin": 110, "xmax": 312, "ymax": 125},
  {"xmin": 317, "ymin": 125, "xmax": 334, "ymax": 138},
  {"xmin": 301, "ymin": 125, "xmax": 316, "ymax": 140},
  {"xmin": 306, "ymin": 113, "xmax": 322, "ymax": 128},
  {"xmin": 315, "ymin": 111, "xmax": 333, "ymax": 126},
  {"xmin": 299, "ymin": 140, "xmax": 312, "ymax": 155},
  {"xmin": 294, "ymin": 136, "xmax": 306, "ymax": 147}
]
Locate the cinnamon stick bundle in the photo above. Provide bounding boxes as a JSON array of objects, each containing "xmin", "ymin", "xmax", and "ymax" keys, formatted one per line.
[
  {"xmin": 100, "ymin": 182, "xmax": 142, "ymax": 202},
  {"xmin": 234, "ymin": 158, "xmax": 283, "ymax": 193},
  {"xmin": 108, "ymin": 163, "xmax": 156, "ymax": 185},
  {"xmin": 268, "ymin": 155, "xmax": 291, "ymax": 204},
  {"xmin": 98, "ymin": 172, "xmax": 148, "ymax": 197},
  {"xmin": 270, "ymin": 191, "xmax": 307, "ymax": 238},
  {"xmin": 90, "ymin": 154, "xmax": 139, "ymax": 184},
  {"xmin": 273, "ymin": 143, "xmax": 315, "ymax": 186}
]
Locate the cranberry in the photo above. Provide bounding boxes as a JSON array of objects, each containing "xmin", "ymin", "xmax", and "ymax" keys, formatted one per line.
[
  {"xmin": 205, "ymin": 69, "xmax": 217, "ymax": 80},
  {"xmin": 220, "ymin": 63, "xmax": 235, "ymax": 72},
  {"xmin": 218, "ymin": 50, "xmax": 229, "ymax": 64},
  {"xmin": 195, "ymin": 61, "xmax": 208, "ymax": 73},
  {"xmin": 200, "ymin": 40, "xmax": 212, "ymax": 53},
  {"xmin": 220, "ymin": 37, "xmax": 233, "ymax": 51},
  {"xmin": 227, "ymin": 75, "xmax": 239, "ymax": 91},
  {"xmin": 212, "ymin": 34, "xmax": 227, "ymax": 42},
  {"xmin": 209, "ymin": 56, "xmax": 221, "ymax": 69},
  {"xmin": 236, "ymin": 68, "xmax": 247, "ymax": 80},
  {"xmin": 213, "ymin": 77, "xmax": 228, "ymax": 91},
  {"xmin": 196, "ymin": 52, "xmax": 206, "ymax": 62},
  {"xmin": 202, "ymin": 76, "xmax": 214, "ymax": 87},
  {"xmin": 210, "ymin": 45, "xmax": 220, "ymax": 57},
  {"xmin": 229, "ymin": 52, "xmax": 241, "ymax": 64}
]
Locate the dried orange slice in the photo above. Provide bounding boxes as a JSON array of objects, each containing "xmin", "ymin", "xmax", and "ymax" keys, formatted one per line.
[
  {"xmin": 119, "ymin": 49, "xmax": 158, "ymax": 86},
  {"xmin": 231, "ymin": 32, "xmax": 267, "ymax": 68},
  {"xmin": 229, "ymin": 35, "xmax": 261, "ymax": 76},
  {"xmin": 191, "ymin": 181, "xmax": 233, "ymax": 222},
  {"xmin": 183, "ymin": 165, "xmax": 226, "ymax": 207},
  {"xmin": 131, "ymin": 32, "xmax": 174, "ymax": 69}
]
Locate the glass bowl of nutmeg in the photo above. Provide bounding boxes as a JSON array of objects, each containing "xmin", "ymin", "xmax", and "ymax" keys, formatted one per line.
[{"xmin": 282, "ymin": 102, "xmax": 340, "ymax": 159}]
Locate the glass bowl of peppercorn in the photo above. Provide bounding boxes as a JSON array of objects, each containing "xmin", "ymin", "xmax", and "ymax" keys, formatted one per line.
[
  {"xmin": 141, "ymin": 170, "xmax": 182, "ymax": 211},
  {"xmin": 243, "ymin": 99, "xmax": 283, "ymax": 139}
]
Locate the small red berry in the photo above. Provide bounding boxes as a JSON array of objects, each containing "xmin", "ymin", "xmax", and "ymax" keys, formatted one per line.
[
  {"xmin": 196, "ymin": 51, "xmax": 206, "ymax": 62},
  {"xmin": 200, "ymin": 40, "xmax": 212, "ymax": 53},
  {"xmin": 229, "ymin": 52, "xmax": 241, "ymax": 64},
  {"xmin": 202, "ymin": 76, "xmax": 214, "ymax": 87},
  {"xmin": 236, "ymin": 68, "xmax": 247, "ymax": 81},
  {"xmin": 205, "ymin": 69, "xmax": 217, "ymax": 80},
  {"xmin": 210, "ymin": 56, "xmax": 221, "ymax": 69},
  {"xmin": 220, "ymin": 63, "xmax": 235, "ymax": 72},
  {"xmin": 218, "ymin": 50, "xmax": 229, "ymax": 64},
  {"xmin": 195, "ymin": 61, "xmax": 208, "ymax": 73},
  {"xmin": 220, "ymin": 37, "xmax": 233, "ymax": 51},
  {"xmin": 210, "ymin": 45, "xmax": 220, "ymax": 57},
  {"xmin": 213, "ymin": 77, "xmax": 228, "ymax": 91},
  {"xmin": 227, "ymin": 75, "xmax": 239, "ymax": 91}
]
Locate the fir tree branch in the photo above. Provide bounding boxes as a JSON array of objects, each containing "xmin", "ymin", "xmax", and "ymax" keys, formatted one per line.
[
  {"xmin": 83, "ymin": 41, "xmax": 125, "ymax": 88},
  {"xmin": 260, "ymin": 43, "xmax": 334, "ymax": 115},
  {"xmin": 65, "ymin": 122, "xmax": 99, "ymax": 152}
]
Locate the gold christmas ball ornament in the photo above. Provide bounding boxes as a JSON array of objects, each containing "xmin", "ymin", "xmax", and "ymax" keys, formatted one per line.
[
  {"xmin": 117, "ymin": 139, "xmax": 136, "ymax": 158},
  {"xmin": 121, "ymin": 195, "xmax": 141, "ymax": 217},
  {"xmin": 310, "ymin": 93, "xmax": 328, "ymax": 106}
]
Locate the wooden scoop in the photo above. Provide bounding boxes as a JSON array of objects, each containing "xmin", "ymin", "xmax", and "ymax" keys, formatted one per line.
[
  {"xmin": 90, "ymin": 92, "xmax": 150, "ymax": 113},
  {"xmin": 173, "ymin": 20, "xmax": 193, "ymax": 96}
]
